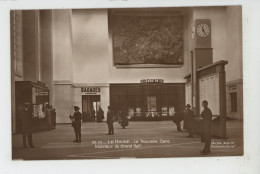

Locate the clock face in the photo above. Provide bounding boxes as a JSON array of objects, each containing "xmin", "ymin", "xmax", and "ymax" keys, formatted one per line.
[{"xmin": 196, "ymin": 23, "xmax": 210, "ymax": 38}]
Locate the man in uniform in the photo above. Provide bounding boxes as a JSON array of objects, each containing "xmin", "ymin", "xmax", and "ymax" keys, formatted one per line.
[
  {"xmin": 106, "ymin": 106, "xmax": 115, "ymax": 135},
  {"xmin": 21, "ymin": 102, "xmax": 34, "ymax": 148},
  {"xmin": 184, "ymin": 104, "xmax": 195, "ymax": 138},
  {"xmin": 70, "ymin": 106, "xmax": 82, "ymax": 143}
]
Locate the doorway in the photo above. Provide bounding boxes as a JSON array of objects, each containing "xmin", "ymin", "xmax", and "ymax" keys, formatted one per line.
[
  {"xmin": 82, "ymin": 95, "xmax": 101, "ymax": 122},
  {"xmin": 146, "ymin": 96, "xmax": 157, "ymax": 117}
]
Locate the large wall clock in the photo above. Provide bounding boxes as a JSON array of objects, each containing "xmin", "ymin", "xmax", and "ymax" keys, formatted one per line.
[
  {"xmin": 194, "ymin": 19, "xmax": 211, "ymax": 48},
  {"xmin": 196, "ymin": 23, "xmax": 210, "ymax": 38}
]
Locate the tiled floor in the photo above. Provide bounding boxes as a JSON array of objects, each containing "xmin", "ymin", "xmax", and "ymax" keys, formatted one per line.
[{"xmin": 12, "ymin": 120, "xmax": 243, "ymax": 160}]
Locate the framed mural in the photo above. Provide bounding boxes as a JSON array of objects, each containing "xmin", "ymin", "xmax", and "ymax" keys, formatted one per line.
[{"xmin": 112, "ymin": 11, "xmax": 183, "ymax": 67}]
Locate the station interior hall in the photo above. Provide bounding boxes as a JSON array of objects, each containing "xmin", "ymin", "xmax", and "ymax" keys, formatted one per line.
[{"xmin": 11, "ymin": 6, "xmax": 242, "ymax": 134}]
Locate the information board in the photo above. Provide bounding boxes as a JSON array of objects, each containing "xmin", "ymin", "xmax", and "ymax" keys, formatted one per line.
[{"xmin": 199, "ymin": 73, "xmax": 220, "ymax": 115}]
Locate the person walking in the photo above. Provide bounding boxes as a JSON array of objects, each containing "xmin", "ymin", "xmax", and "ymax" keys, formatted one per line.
[
  {"xmin": 200, "ymin": 100, "xmax": 213, "ymax": 155},
  {"xmin": 106, "ymin": 106, "xmax": 115, "ymax": 135},
  {"xmin": 184, "ymin": 104, "xmax": 195, "ymax": 138},
  {"xmin": 21, "ymin": 102, "xmax": 34, "ymax": 148},
  {"xmin": 70, "ymin": 106, "xmax": 82, "ymax": 143}
]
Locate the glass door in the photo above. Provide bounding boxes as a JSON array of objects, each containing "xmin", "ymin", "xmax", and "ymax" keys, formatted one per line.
[{"xmin": 147, "ymin": 96, "xmax": 157, "ymax": 117}]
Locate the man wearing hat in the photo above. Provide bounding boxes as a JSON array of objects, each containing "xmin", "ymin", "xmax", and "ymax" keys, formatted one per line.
[
  {"xmin": 21, "ymin": 102, "xmax": 34, "ymax": 148},
  {"xmin": 70, "ymin": 106, "xmax": 82, "ymax": 143},
  {"xmin": 184, "ymin": 104, "xmax": 195, "ymax": 138},
  {"xmin": 106, "ymin": 106, "xmax": 115, "ymax": 135}
]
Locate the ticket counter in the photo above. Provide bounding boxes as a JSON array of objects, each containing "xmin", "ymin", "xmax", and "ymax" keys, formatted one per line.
[
  {"xmin": 15, "ymin": 81, "xmax": 50, "ymax": 133},
  {"xmin": 110, "ymin": 80, "xmax": 185, "ymax": 121}
]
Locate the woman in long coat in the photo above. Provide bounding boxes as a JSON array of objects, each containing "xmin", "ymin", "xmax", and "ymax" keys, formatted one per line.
[{"xmin": 200, "ymin": 100, "xmax": 212, "ymax": 155}]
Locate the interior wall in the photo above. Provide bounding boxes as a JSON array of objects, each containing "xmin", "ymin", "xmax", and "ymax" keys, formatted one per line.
[
  {"xmin": 192, "ymin": 6, "xmax": 242, "ymax": 82},
  {"xmin": 52, "ymin": 9, "xmax": 74, "ymax": 123},
  {"xmin": 22, "ymin": 10, "xmax": 39, "ymax": 82},
  {"xmin": 107, "ymin": 9, "xmax": 189, "ymax": 83},
  {"xmin": 71, "ymin": 8, "xmax": 190, "ymax": 84},
  {"xmin": 52, "ymin": 9, "xmax": 73, "ymax": 82},
  {"xmin": 225, "ymin": 6, "xmax": 243, "ymax": 82},
  {"xmin": 40, "ymin": 10, "xmax": 53, "ymax": 91},
  {"xmin": 71, "ymin": 9, "xmax": 110, "ymax": 83}
]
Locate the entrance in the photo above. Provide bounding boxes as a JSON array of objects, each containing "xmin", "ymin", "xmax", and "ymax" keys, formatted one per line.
[
  {"xmin": 82, "ymin": 95, "xmax": 101, "ymax": 122},
  {"xmin": 146, "ymin": 96, "xmax": 157, "ymax": 117}
]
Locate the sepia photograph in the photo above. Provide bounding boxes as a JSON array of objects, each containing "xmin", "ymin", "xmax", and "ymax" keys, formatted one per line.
[{"xmin": 9, "ymin": 6, "xmax": 244, "ymax": 160}]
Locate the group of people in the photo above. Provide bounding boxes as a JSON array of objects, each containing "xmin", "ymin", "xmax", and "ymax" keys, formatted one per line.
[
  {"xmin": 20, "ymin": 102, "xmax": 56, "ymax": 148},
  {"xmin": 173, "ymin": 100, "xmax": 212, "ymax": 155},
  {"xmin": 69, "ymin": 105, "xmax": 128, "ymax": 142},
  {"xmin": 21, "ymin": 100, "xmax": 212, "ymax": 155}
]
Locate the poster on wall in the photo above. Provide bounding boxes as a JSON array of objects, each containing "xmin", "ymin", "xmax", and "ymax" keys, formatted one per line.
[{"xmin": 199, "ymin": 73, "xmax": 220, "ymax": 115}]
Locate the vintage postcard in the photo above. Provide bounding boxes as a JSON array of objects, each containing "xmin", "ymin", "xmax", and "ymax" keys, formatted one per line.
[{"xmin": 10, "ymin": 6, "xmax": 244, "ymax": 160}]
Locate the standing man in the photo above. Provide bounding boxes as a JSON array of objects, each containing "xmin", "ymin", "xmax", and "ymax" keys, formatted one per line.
[
  {"xmin": 70, "ymin": 106, "xmax": 82, "ymax": 143},
  {"xmin": 21, "ymin": 102, "xmax": 34, "ymax": 148},
  {"xmin": 172, "ymin": 108, "xmax": 183, "ymax": 132},
  {"xmin": 45, "ymin": 104, "xmax": 52, "ymax": 129},
  {"xmin": 91, "ymin": 108, "xmax": 96, "ymax": 122},
  {"xmin": 184, "ymin": 104, "xmax": 195, "ymax": 138},
  {"xmin": 119, "ymin": 107, "xmax": 129, "ymax": 129},
  {"xmin": 200, "ymin": 100, "xmax": 213, "ymax": 155},
  {"xmin": 97, "ymin": 107, "xmax": 104, "ymax": 123},
  {"xmin": 51, "ymin": 107, "xmax": 56, "ymax": 129},
  {"xmin": 106, "ymin": 106, "xmax": 115, "ymax": 135}
]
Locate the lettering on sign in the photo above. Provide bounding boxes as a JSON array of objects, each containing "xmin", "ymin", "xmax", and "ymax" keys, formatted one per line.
[
  {"xmin": 81, "ymin": 87, "xmax": 101, "ymax": 95},
  {"xmin": 140, "ymin": 79, "xmax": 164, "ymax": 84}
]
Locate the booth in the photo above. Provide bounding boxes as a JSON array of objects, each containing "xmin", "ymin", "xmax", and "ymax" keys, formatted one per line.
[
  {"xmin": 15, "ymin": 81, "xmax": 50, "ymax": 133},
  {"xmin": 185, "ymin": 61, "xmax": 228, "ymax": 138}
]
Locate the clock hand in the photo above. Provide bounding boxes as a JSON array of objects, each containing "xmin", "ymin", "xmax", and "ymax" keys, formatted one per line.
[{"xmin": 202, "ymin": 27, "xmax": 206, "ymax": 34}]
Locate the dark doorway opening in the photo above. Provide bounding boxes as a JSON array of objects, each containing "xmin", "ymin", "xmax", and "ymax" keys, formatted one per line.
[{"xmin": 82, "ymin": 95, "xmax": 101, "ymax": 122}]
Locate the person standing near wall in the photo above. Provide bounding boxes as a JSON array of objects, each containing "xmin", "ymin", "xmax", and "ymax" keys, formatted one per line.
[
  {"xmin": 91, "ymin": 108, "xmax": 96, "ymax": 122},
  {"xmin": 21, "ymin": 102, "xmax": 34, "ymax": 148},
  {"xmin": 119, "ymin": 107, "xmax": 129, "ymax": 129},
  {"xmin": 70, "ymin": 106, "xmax": 82, "ymax": 143},
  {"xmin": 51, "ymin": 107, "xmax": 56, "ymax": 129},
  {"xmin": 172, "ymin": 108, "xmax": 184, "ymax": 132},
  {"xmin": 200, "ymin": 100, "xmax": 213, "ymax": 155},
  {"xmin": 184, "ymin": 104, "xmax": 194, "ymax": 138},
  {"xmin": 106, "ymin": 106, "xmax": 115, "ymax": 135},
  {"xmin": 45, "ymin": 104, "xmax": 52, "ymax": 129},
  {"xmin": 97, "ymin": 107, "xmax": 104, "ymax": 123}
]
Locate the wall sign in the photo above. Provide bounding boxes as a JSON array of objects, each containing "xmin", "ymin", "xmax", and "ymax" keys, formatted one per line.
[
  {"xmin": 81, "ymin": 87, "xmax": 101, "ymax": 95},
  {"xmin": 140, "ymin": 79, "xmax": 164, "ymax": 84}
]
